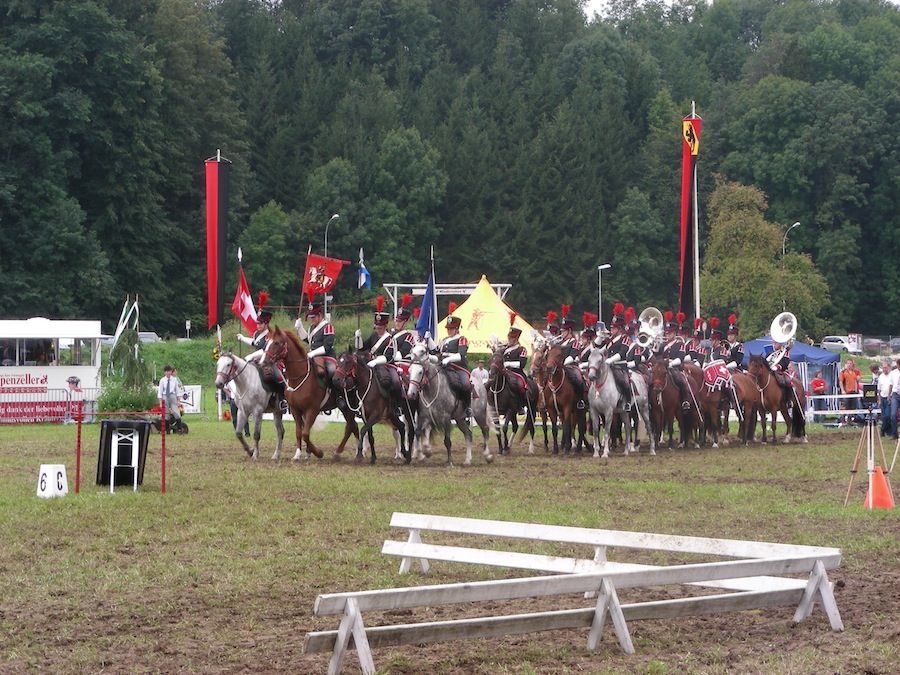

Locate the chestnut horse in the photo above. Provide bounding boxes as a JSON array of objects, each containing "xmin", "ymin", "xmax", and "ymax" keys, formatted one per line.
[
  {"xmin": 333, "ymin": 348, "xmax": 414, "ymax": 464},
  {"xmin": 746, "ymin": 354, "xmax": 807, "ymax": 444},
  {"xmin": 487, "ymin": 345, "xmax": 538, "ymax": 455},
  {"xmin": 649, "ymin": 358, "xmax": 702, "ymax": 449},
  {"xmin": 685, "ymin": 361, "xmax": 728, "ymax": 448},
  {"xmin": 262, "ymin": 326, "xmax": 359, "ymax": 461},
  {"xmin": 542, "ymin": 345, "xmax": 586, "ymax": 454},
  {"xmin": 529, "ymin": 339, "xmax": 552, "ymax": 451}
]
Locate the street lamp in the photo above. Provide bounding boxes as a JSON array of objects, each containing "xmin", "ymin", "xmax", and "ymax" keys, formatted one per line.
[
  {"xmin": 323, "ymin": 213, "xmax": 339, "ymax": 318},
  {"xmin": 597, "ymin": 263, "xmax": 611, "ymax": 324},
  {"xmin": 782, "ymin": 222, "xmax": 799, "ymax": 310}
]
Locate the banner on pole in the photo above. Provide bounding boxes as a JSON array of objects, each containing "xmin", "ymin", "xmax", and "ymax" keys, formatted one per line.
[
  {"xmin": 206, "ymin": 155, "xmax": 230, "ymax": 329},
  {"xmin": 231, "ymin": 267, "xmax": 257, "ymax": 334},
  {"xmin": 679, "ymin": 113, "xmax": 701, "ymax": 319},
  {"xmin": 303, "ymin": 253, "xmax": 350, "ymax": 299}
]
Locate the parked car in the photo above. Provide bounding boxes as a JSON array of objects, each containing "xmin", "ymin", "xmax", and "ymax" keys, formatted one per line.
[
  {"xmin": 863, "ymin": 338, "xmax": 888, "ymax": 356},
  {"xmin": 139, "ymin": 331, "xmax": 161, "ymax": 343},
  {"xmin": 819, "ymin": 335, "xmax": 861, "ymax": 354},
  {"xmin": 890, "ymin": 338, "xmax": 900, "ymax": 354}
]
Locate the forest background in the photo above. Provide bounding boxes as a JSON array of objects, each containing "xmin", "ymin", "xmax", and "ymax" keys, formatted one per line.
[{"xmin": 2, "ymin": 0, "xmax": 898, "ymax": 341}]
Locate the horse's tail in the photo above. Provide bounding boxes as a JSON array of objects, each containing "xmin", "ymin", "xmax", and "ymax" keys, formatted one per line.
[{"xmin": 791, "ymin": 398, "xmax": 806, "ymax": 437}]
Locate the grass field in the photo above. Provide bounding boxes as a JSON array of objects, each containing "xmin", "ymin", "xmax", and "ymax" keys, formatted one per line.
[{"xmin": 1, "ymin": 416, "xmax": 897, "ymax": 674}]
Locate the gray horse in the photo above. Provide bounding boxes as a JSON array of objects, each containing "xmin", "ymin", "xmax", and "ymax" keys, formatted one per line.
[
  {"xmin": 406, "ymin": 344, "xmax": 494, "ymax": 466},
  {"xmin": 586, "ymin": 347, "xmax": 655, "ymax": 458},
  {"xmin": 214, "ymin": 352, "xmax": 285, "ymax": 460}
]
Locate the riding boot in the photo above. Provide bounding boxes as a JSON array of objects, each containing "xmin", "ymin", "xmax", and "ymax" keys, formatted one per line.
[
  {"xmin": 462, "ymin": 388, "xmax": 473, "ymax": 418},
  {"xmin": 674, "ymin": 372, "xmax": 691, "ymax": 411},
  {"xmin": 279, "ymin": 397, "xmax": 289, "ymax": 415}
]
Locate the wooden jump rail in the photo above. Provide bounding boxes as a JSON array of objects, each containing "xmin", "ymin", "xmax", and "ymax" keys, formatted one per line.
[{"xmin": 304, "ymin": 513, "xmax": 843, "ymax": 675}]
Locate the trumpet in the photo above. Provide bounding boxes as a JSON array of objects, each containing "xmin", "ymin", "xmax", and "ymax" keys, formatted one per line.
[{"xmin": 636, "ymin": 307, "xmax": 663, "ymax": 349}]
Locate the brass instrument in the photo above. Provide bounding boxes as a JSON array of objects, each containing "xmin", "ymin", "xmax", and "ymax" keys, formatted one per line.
[
  {"xmin": 636, "ymin": 307, "xmax": 663, "ymax": 349},
  {"xmin": 770, "ymin": 311, "xmax": 797, "ymax": 347}
]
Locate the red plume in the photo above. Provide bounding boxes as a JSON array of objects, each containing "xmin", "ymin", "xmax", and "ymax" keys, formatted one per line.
[
  {"xmin": 613, "ymin": 302, "xmax": 624, "ymax": 317},
  {"xmin": 676, "ymin": 311, "xmax": 686, "ymax": 325},
  {"xmin": 583, "ymin": 311, "xmax": 592, "ymax": 328},
  {"xmin": 664, "ymin": 310, "xmax": 673, "ymax": 322},
  {"xmin": 695, "ymin": 317, "xmax": 703, "ymax": 330},
  {"xmin": 258, "ymin": 291, "xmax": 269, "ymax": 309},
  {"xmin": 448, "ymin": 301, "xmax": 457, "ymax": 315},
  {"xmin": 561, "ymin": 304, "xmax": 570, "ymax": 319},
  {"xmin": 413, "ymin": 307, "xmax": 421, "ymax": 320},
  {"xmin": 547, "ymin": 311, "xmax": 557, "ymax": 325},
  {"xmin": 625, "ymin": 306, "xmax": 636, "ymax": 323},
  {"xmin": 375, "ymin": 295, "xmax": 385, "ymax": 312},
  {"xmin": 710, "ymin": 317, "xmax": 719, "ymax": 330},
  {"xmin": 401, "ymin": 293, "xmax": 413, "ymax": 308},
  {"xmin": 509, "ymin": 311, "xmax": 517, "ymax": 327},
  {"xmin": 729, "ymin": 313, "xmax": 738, "ymax": 325}
]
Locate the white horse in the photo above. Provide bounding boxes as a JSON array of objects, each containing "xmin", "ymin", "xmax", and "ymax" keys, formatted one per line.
[
  {"xmin": 586, "ymin": 348, "xmax": 655, "ymax": 458},
  {"xmin": 214, "ymin": 352, "xmax": 285, "ymax": 460},
  {"xmin": 406, "ymin": 344, "xmax": 494, "ymax": 466}
]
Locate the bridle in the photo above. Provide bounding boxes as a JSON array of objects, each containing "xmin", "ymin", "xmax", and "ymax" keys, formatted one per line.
[{"xmin": 216, "ymin": 354, "xmax": 249, "ymax": 386}]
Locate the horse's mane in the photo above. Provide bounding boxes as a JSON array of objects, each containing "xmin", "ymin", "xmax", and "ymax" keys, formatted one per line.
[
  {"xmin": 271, "ymin": 325, "xmax": 307, "ymax": 357},
  {"xmin": 747, "ymin": 352, "xmax": 765, "ymax": 365}
]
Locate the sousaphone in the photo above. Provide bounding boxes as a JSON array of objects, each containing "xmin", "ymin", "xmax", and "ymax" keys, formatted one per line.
[
  {"xmin": 636, "ymin": 307, "xmax": 663, "ymax": 348},
  {"xmin": 770, "ymin": 311, "xmax": 797, "ymax": 346}
]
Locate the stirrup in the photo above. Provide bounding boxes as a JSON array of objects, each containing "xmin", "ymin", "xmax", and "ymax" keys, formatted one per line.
[
  {"xmin": 577, "ymin": 400, "xmax": 586, "ymax": 410},
  {"xmin": 279, "ymin": 399, "xmax": 289, "ymax": 415},
  {"xmin": 681, "ymin": 401, "xmax": 691, "ymax": 411},
  {"xmin": 622, "ymin": 402, "xmax": 632, "ymax": 412},
  {"xmin": 465, "ymin": 407, "xmax": 474, "ymax": 418}
]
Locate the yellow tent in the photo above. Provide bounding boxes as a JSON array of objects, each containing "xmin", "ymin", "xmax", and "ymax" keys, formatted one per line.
[{"xmin": 436, "ymin": 275, "xmax": 537, "ymax": 355}]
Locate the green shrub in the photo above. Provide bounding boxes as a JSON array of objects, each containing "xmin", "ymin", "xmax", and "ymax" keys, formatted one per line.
[{"xmin": 96, "ymin": 382, "xmax": 157, "ymax": 414}]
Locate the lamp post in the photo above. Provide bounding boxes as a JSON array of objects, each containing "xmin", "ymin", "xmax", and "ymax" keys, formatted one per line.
[
  {"xmin": 323, "ymin": 213, "xmax": 339, "ymax": 318},
  {"xmin": 597, "ymin": 263, "xmax": 611, "ymax": 325},
  {"xmin": 782, "ymin": 222, "xmax": 799, "ymax": 310}
]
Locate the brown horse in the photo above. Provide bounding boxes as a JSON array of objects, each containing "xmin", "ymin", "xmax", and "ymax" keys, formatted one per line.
[
  {"xmin": 333, "ymin": 348, "xmax": 414, "ymax": 464},
  {"xmin": 729, "ymin": 370, "xmax": 761, "ymax": 444},
  {"xmin": 685, "ymin": 361, "xmax": 728, "ymax": 447},
  {"xmin": 262, "ymin": 326, "xmax": 359, "ymax": 460},
  {"xmin": 528, "ymin": 339, "xmax": 552, "ymax": 451},
  {"xmin": 487, "ymin": 346, "xmax": 538, "ymax": 455},
  {"xmin": 746, "ymin": 354, "xmax": 807, "ymax": 444},
  {"xmin": 649, "ymin": 358, "xmax": 702, "ymax": 449},
  {"xmin": 542, "ymin": 345, "xmax": 586, "ymax": 454}
]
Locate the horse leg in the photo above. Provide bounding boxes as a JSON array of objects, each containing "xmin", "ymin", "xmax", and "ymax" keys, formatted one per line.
[
  {"xmin": 271, "ymin": 413, "xmax": 285, "ymax": 461},
  {"xmin": 235, "ymin": 408, "xmax": 254, "ymax": 458},
  {"xmin": 443, "ymin": 422, "xmax": 454, "ymax": 467},
  {"xmin": 459, "ymin": 417, "xmax": 476, "ymax": 466}
]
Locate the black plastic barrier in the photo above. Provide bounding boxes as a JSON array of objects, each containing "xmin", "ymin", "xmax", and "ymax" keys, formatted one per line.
[{"xmin": 96, "ymin": 420, "xmax": 151, "ymax": 487}]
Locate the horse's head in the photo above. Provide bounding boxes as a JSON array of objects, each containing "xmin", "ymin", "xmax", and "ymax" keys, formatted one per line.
[
  {"xmin": 650, "ymin": 357, "xmax": 669, "ymax": 390},
  {"xmin": 545, "ymin": 345, "xmax": 565, "ymax": 376},
  {"xmin": 409, "ymin": 343, "xmax": 429, "ymax": 365},
  {"xmin": 214, "ymin": 352, "xmax": 237, "ymax": 389},
  {"xmin": 747, "ymin": 353, "xmax": 765, "ymax": 378},
  {"xmin": 586, "ymin": 347, "xmax": 606, "ymax": 382},
  {"xmin": 333, "ymin": 349, "xmax": 360, "ymax": 390}
]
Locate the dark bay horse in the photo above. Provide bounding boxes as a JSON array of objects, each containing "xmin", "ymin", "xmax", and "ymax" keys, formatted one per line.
[
  {"xmin": 746, "ymin": 354, "xmax": 807, "ymax": 444},
  {"xmin": 262, "ymin": 326, "xmax": 360, "ymax": 461},
  {"xmin": 649, "ymin": 358, "xmax": 702, "ymax": 449},
  {"xmin": 486, "ymin": 346, "xmax": 537, "ymax": 455},
  {"xmin": 729, "ymin": 370, "xmax": 761, "ymax": 444},
  {"xmin": 542, "ymin": 345, "xmax": 585, "ymax": 454},
  {"xmin": 333, "ymin": 348, "xmax": 414, "ymax": 464},
  {"xmin": 685, "ymin": 361, "xmax": 728, "ymax": 448},
  {"xmin": 529, "ymin": 339, "xmax": 552, "ymax": 451}
]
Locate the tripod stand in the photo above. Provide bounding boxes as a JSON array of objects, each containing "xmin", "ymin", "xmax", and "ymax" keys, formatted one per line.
[{"xmin": 844, "ymin": 408, "xmax": 894, "ymax": 507}]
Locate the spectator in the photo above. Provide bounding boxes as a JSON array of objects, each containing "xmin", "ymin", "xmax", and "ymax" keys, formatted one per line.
[
  {"xmin": 838, "ymin": 359, "xmax": 861, "ymax": 424},
  {"xmin": 471, "ymin": 360, "xmax": 489, "ymax": 388},
  {"xmin": 157, "ymin": 365, "xmax": 184, "ymax": 433},
  {"xmin": 878, "ymin": 362, "xmax": 892, "ymax": 436},
  {"xmin": 63, "ymin": 376, "xmax": 82, "ymax": 425},
  {"xmin": 810, "ymin": 370, "xmax": 827, "ymax": 423},
  {"xmin": 890, "ymin": 359, "xmax": 900, "ymax": 440}
]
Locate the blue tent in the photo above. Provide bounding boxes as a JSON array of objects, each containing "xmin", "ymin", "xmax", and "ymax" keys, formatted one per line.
[{"xmin": 741, "ymin": 336, "xmax": 840, "ymax": 367}]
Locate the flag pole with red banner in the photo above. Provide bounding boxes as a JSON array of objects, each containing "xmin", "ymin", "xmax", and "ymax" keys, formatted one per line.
[
  {"xmin": 302, "ymin": 250, "xmax": 350, "ymax": 312},
  {"xmin": 231, "ymin": 247, "xmax": 258, "ymax": 335},
  {"xmin": 679, "ymin": 103, "xmax": 702, "ymax": 321},
  {"xmin": 206, "ymin": 149, "xmax": 231, "ymax": 330}
]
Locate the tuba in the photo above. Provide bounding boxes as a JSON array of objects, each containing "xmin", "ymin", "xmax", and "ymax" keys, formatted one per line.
[
  {"xmin": 636, "ymin": 307, "xmax": 663, "ymax": 349},
  {"xmin": 770, "ymin": 311, "xmax": 797, "ymax": 347}
]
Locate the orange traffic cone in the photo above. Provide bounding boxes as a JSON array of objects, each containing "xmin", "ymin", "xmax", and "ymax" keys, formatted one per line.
[{"xmin": 863, "ymin": 466, "xmax": 895, "ymax": 509}]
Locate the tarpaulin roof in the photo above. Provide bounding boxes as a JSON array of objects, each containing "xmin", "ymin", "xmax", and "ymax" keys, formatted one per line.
[{"xmin": 741, "ymin": 335, "xmax": 840, "ymax": 366}]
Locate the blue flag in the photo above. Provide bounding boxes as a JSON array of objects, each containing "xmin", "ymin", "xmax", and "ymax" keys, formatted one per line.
[
  {"xmin": 358, "ymin": 248, "xmax": 372, "ymax": 290},
  {"xmin": 416, "ymin": 270, "xmax": 437, "ymax": 338}
]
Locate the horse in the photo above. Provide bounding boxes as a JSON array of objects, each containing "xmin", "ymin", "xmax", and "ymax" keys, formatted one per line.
[
  {"xmin": 586, "ymin": 348, "xmax": 655, "ymax": 458},
  {"xmin": 261, "ymin": 325, "xmax": 360, "ymax": 461},
  {"xmin": 746, "ymin": 354, "xmax": 808, "ymax": 444},
  {"xmin": 728, "ymin": 370, "xmax": 762, "ymax": 444},
  {"xmin": 649, "ymin": 358, "xmax": 702, "ymax": 449},
  {"xmin": 406, "ymin": 344, "xmax": 494, "ymax": 466},
  {"xmin": 685, "ymin": 361, "xmax": 729, "ymax": 448},
  {"xmin": 529, "ymin": 339, "xmax": 552, "ymax": 451},
  {"xmin": 214, "ymin": 351, "xmax": 285, "ymax": 460},
  {"xmin": 333, "ymin": 347, "xmax": 414, "ymax": 464},
  {"xmin": 486, "ymin": 345, "xmax": 538, "ymax": 455},
  {"xmin": 541, "ymin": 346, "xmax": 586, "ymax": 454}
]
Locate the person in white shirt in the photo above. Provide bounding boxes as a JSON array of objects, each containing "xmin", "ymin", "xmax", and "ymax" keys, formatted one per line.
[
  {"xmin": 471, "ymin": 360, "xmax": 489, "ymax": 387},
  {"xmin": 889, "ymin": 359, "xmax": 900, "ymax": 439},
  {"xmin": 157, "ymin": 365, "xmax": 183, "ymax": 433}
]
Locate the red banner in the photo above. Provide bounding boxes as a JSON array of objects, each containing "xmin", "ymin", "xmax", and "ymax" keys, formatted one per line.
[
  {"xmin": 206, "ymin": 158, "xmax": 230, "ymax": 329},
  {"xmin": 231, "ymin": 267, "xmax": 257, "ymax": 334},
  {"xmin": 303, "ymin": 253, "xmax": 350, "ymax": 299},
  {"xmin": 679, "ymin": 114, "xmax": 702, "ymax": 319}
]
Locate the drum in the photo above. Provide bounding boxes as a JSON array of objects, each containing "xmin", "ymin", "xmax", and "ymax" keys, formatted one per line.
[{"xmin": 703, "ymin": 359, "xmax": 731, "ymax": 391}]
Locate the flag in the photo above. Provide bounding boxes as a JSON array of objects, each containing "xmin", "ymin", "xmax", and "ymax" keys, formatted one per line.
[
  {"xmin": 416, "ymin": 269, "xmax": 438, "ymax": 339},
  {"xmin": 303, "ymin": 252, "xmax": 350, "ymax": 298},
  {"xmin": 679, "ymin": 108, "xmax": 702, "ymax": 320},
  {"xmin": 358, "ymin": 248, "xmax": 372, "ymax": 290},
  {"xmin": 206, "ymin": 154, "xmax": 231, "ymax": 329},
  {"xmin": 231, "ymin": 266, "xmax": 257, "ymax": 334}
]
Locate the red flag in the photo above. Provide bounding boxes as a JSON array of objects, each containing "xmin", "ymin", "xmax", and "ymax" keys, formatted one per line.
[
  {"xmin": 231, "ymin": 267, "xmax": 258, "ymax": 334},
  {"xmin": 206, "ymin": 157, "xmax": 230, "ymax": 328},
  {"xmin": 679, "ymin": 112, "xmax": 702, "ymax": 320},
  {"xmin": 303, "ymin": 253, "xmax": 350, "ymax": 299}
]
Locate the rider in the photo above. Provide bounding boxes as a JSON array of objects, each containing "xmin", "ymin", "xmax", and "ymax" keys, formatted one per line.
[
  {"xmin": 576, "ymin": 312, "xmax": 598, "ymax": 373},
  {"xmin": 236, "ymin": 292, "xmax": 272, "ymax": 362},
  {"xmin": 436, "ymin": 303, "xmax": 473, "ymax": 418},
  {"xmin": 659, "ymin": 311, "xmax": 693, "ymax": 411},
  {"xmin": 707, "ymin": 317, "xmax": 731, "ymax": 363},
  {"xmin": 501, "ymin": 313, "xmax": 529, "ymax": 397},
  {"xmin": 724, "ymin": 314, "xmax": 745, "ymax": 372},
  {"xmin": 361, "ymin": 296, "xmax": 404, "ymax": 399},
  {"xmin": 685, "ymin": 318, "xmax": 708, "ymax": 365},
  {"xmin": 391, "ymin": 293, "xmax": 418, "ymax": 361},
  {"xmin": 296, "ymin": 300, "xmax": 341, "ymax": 408},
  {"xmin": 624, "ymin": 308, "xmax": 650, "ymax": 377},
  {"xmin": 557, "ymin": 306, "xmax": 587, "ymax": 410},
  {"xmin": 597, "ymin": 303, "xmax": 633, "ymax": 411},
  {"xmin": 766, "ymin": 339, "xmax": 795, "ymax": 409}
]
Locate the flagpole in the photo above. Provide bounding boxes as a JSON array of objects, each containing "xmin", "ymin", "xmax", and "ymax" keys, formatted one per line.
[
  {"xmin": 691, "ymin": 102, "xmax": 701, "ymax": 321},
  {"xmin": 430, "ymin": 246, "xmax": 437, "ymax": 337}
]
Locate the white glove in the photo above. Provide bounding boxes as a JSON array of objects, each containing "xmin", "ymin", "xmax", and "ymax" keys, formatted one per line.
[
  {"xmin": 354, "ymin": 329, "xmax": 363, "ymax": 350},
  {"xmin": 626, "ymin": 360, "xmax": 636, "ymax": 369},
  {"xmin": 295, "ymin": 318, "xmax": 308, "ymax": 339},
  {"xmin": 684, "ymin": 355, "xmax": 692, "ymax": 364},
  {"xmin": 669, "ymin": 358, "xmax": 681, "ymax": 368},
  {"xmin": 727, "ymin": 361, "xmax": 738, "ymax": 370},
  {"xmin": 503, "ymin": 361, "xmax": 520, "ymax": 369},
  {"xmin": 424, "ymin": 331, "xmax": 436, "ymax": 350},
  {"xmin": 367, "ymin": 355, "xmax": 387, "ymax": 368},
  {"xmin": 237, "ymin": 334, "xmax": 252, "ymax": 345},
  {"xmin": 429, "ymin": 354, "xmax": 439, "ymax": 364},
  {"xmin": 393, "ymin": 351, "xmax": 404, "ymax": 363},
  {"xmin": 578, "ymin": 362, "xmax": 589, "ymax": 371},
  {"xmin": 307, "ymin": 346, "xmax": 325, "ymax": 358},
  {"xmin": 245, "ymin": 349, "xmax": 264, "ymax": 362},
  {"xmin": 441, "ymin": 353, "xmax": 461, "ymax": 366},
  {"xmin": 564, "ymin": 356, "xmax": 574, "ymax": 365},
  {"xmin": 770, "ymin": 364, "xmax": 779, "ymax": 373},
  {"xmin": 606, "ymin": 353, "xmax": 621, "ymax": 365}
]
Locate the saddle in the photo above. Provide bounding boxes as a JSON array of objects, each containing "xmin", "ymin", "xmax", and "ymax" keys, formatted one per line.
[
  {"xmin": 255, "ymin": 362, "xmax": 282, "ymax": 395},
  {"xmin": 312, "ymin": 356, "xmax": 337, "ymax": 389},
  {"xmin": 373, "ymin": 364, "xmax": 404, "ymax": 399}
]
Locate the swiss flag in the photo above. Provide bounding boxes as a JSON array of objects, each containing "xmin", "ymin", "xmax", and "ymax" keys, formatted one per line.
[{"xmin": 231, "ymin": 267, "xmax": 258, "ymax": 334}]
